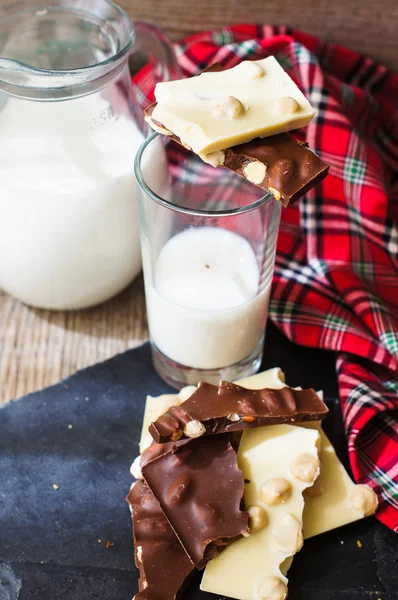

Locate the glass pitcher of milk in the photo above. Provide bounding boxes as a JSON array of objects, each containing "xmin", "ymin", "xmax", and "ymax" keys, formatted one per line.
[{"xmin": 0, "ymin": 0, "xmax": 179, "ymax": 309}]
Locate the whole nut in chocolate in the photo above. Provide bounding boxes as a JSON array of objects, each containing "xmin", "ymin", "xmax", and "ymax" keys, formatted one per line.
[
  {"xmin": 243, "ymin": 160, "xmax": 267, "ymax": 184},
  {"xmin": 213, "ymin": 95, "xmax": 245, "ymax": 119},
  {"xmin": 273, "ymin": 96, "xmax": 300, "ymax": 116},
  {"xmin": 248, "ymin": 505, "xmax": 269, "ymax": 532},
  {"xmin": 258, "ymin": 576, "xmax": 288, "ymax": 600},
  {"xmin": 200, "ymin": 149, "xmax": 226, "ymax": 167},
  {"xmin": 290, "ymin": 453, "xmax": 320, "ymax": 483},
  {"xmin": 350, "ymin": 484, "xmax": 378, "ymax": 517},
  {"xmin": 184, "ymin": 419, "xmax": 206, "ymax": 438},
  {"xmin": 273, "ymin": 513, "xmax": 304, "ymax": 554},
  {"xmin": 130, "ymin": 455, "xmax": 143, "ymax": 480},
  {"xmin": 260, "ymin": 477, "xmax": 292, "ymax": 506},
  {"xmin": 242, "ymin": 60, "xmax": 265, "ymax": 79}
]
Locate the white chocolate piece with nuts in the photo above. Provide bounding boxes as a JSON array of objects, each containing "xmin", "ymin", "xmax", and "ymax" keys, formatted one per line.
[
  {"xmin": 151, "ymin": 56, "xmax": 315, "ymax": 154},
  {"xmin": 201, "ymin": 424, "xmax": 320, "ymax": 600},
  {"xmin": 236, "ymin": 369, "xmax": 378, "ymax": 538}
]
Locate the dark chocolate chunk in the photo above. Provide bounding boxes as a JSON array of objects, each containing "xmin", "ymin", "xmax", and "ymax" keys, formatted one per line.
[
  {"xmin": 149, "ymin": 382, "xmax": 328, "ymax": 443},
  {"xmin": 141, "ymin": 434, "xmax": 248, "ymax": 569},
  {"xmin": 126, "ymin": 480, "xmax": 195, "ymax": 600}
]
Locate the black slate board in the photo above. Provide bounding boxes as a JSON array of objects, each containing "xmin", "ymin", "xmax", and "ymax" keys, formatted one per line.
[{"xmin": 0, "ymin": 322, "xmax": 396, "ymax": 600}]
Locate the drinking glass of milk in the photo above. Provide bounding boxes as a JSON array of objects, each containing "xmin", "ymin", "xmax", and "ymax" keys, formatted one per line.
[
  {"xmin": 135, "ymin": 133, "xmax": 282, "ymax": 388},
  {"xmin": 0, "ymin": 0, "xmax": 180, "ymax": 309}
]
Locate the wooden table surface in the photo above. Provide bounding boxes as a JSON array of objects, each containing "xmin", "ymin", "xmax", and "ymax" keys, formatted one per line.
[{"xmin": 1, "ymin": 0, "xmax": 397, "ymax": 404}]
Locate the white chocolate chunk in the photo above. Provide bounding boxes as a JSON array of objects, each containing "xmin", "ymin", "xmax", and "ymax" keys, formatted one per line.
[
  {"xmin": 234, "ymin": 370, "xmax": 378, "ymax": 538},
  {"xmin": 236, "ymin": 367, "xmax": 286, "ymax": 389},
  {"xmin": 201, "ymin": 424, "xmax": 319, "ymax": 600},
  {"xmin": 151, "ymin": 56, "xmax": 315, "ymax": 154},
  {"xmin": 299, "ymin": 422, "xmax": 378, "ymax": 538}
]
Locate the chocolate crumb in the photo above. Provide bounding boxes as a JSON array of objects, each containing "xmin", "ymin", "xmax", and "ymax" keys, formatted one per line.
[
  {"xmin": 244, "ymin": 479, "xmax": 251, "ymax": 484},
  {"xmin": 205, "ymin": 264, "xmax": 210, "ymax": 268}
]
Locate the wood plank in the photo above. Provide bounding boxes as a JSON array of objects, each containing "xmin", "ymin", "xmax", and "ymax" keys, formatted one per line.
[
  {"xmin": 0, "ymin": 278, "xmax": 148, "ymax": 404},
  {"xmin": 0, "ymin": 0, "xmax": 396, "ymax": 69},
  {"xmin": 120, "ymin": 0, "xmax": 398, "ymax": 71}
]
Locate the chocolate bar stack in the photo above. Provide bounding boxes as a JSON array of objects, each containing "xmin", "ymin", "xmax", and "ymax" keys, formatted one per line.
[
  {"xmin": 145, "ymin": 57, "xmax": 330, "ymax": 206},
  {"xmin": 127, "ymin": 381, "xmax": 330, "ymax": 600}
]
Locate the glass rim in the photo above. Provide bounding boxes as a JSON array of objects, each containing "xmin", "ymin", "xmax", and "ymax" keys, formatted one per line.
[
  {"xmin": 0, "ymin": 0, "xmax": 134, "ymax": 81},
  {"xmin": 134, "ymin": 132, "xmax": 275, "ymax": 217}
]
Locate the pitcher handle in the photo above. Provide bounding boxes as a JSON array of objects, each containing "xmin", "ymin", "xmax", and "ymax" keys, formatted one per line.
[{"xmin": 133, "ymin": 22, "xmax": 182, "ymax": 86}]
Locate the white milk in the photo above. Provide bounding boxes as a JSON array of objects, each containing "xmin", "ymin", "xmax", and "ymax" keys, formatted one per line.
[
  {"xmin": 0, "ymin": 93, "xmax": 164, "ymax": 310},
  {"xmin": 144, "ymin": 227, "xmax": 270, "ymax": 370}
]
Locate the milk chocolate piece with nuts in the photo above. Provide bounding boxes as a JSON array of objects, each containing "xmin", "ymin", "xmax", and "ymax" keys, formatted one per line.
[
  {"xmin": 126, "ymin": 480, "xmax": 195, "ymax": 600},
  {"xmin": 149, "ymin": 382, "xmax": 328, "ymax": 444},
  {"xmin": 141, "ymin": 434, "xmax": 249, "ymax": 569},
  {"xmin": 223, "ymin": 134, "xmax": 329, "ymax": 206}
]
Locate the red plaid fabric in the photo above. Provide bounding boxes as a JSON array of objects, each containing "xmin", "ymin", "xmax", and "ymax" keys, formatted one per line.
[{"xmin": 133, "ymin": 25, "xmax": 398, "ymax": 532}]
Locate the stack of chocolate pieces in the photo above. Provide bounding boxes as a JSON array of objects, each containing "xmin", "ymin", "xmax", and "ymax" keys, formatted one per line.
[
  {"xmin": 144, "ymin": 57, "xmax": 330, "ymax": 206},
  {"xmin": 127, "ymin": 381, "xmax": 329, "ymax": 599}
]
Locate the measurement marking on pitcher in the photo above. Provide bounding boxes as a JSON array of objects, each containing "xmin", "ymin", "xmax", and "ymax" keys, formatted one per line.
[{"xmin": 90, "ymin": 106, "xmax": 115, "ymax": 130}]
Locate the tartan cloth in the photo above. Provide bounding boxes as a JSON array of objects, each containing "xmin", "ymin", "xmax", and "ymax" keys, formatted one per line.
[{"xmin": 133, "ymin": 24, "xmax": 398, "ymax": 532}]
